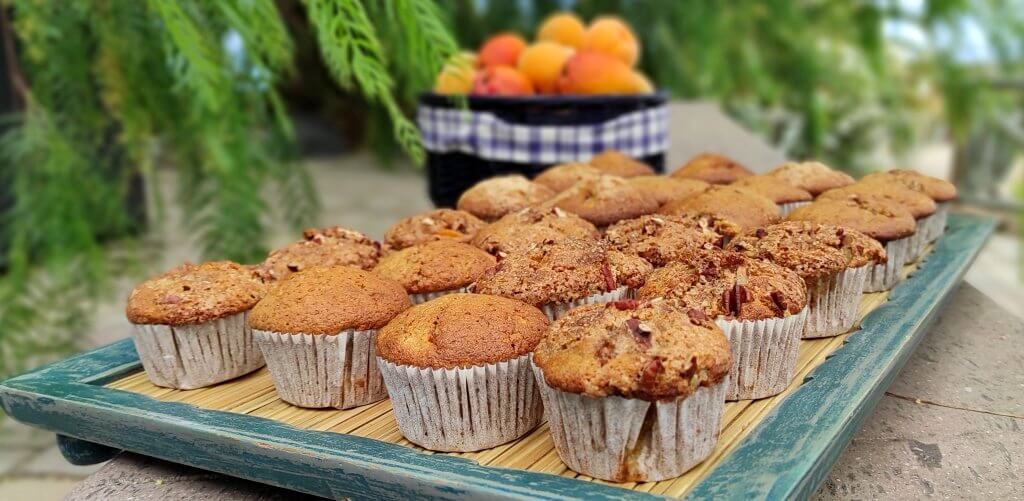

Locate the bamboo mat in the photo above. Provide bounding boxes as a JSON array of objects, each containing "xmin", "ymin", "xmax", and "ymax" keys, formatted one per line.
[{"xmin": 107, "ymin": 258, "xmax": 925, "ymax": 497}]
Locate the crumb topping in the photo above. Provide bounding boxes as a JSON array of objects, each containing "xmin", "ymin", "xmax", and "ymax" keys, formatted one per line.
[
  {"xmin": 255, "ymin": 226, "xmax": 382, "ymax": 282},
  {"xmin": 126, "ymin": 261, "xmax": 267, "ymax": 325},
  {"xmin": 604, "ymin": 214, "xmax": 728, "ymax": 267},
  {"xmin": 383, "ymin": 209, "xmax": 487, "ymax": 250},
  {"xmin": 471, "ymin": 206, "xmax": 599, "ymax": 256}
]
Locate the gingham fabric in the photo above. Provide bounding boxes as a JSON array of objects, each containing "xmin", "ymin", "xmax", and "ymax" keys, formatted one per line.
[{"xmin": 417, "ymin": 104, "xmax": 668, "ymax": 164}]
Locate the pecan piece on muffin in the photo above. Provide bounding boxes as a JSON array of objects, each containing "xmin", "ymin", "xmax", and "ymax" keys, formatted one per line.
[{"xmin": 255, "ymin": 226, "xmax": 382, "ymax": 282}]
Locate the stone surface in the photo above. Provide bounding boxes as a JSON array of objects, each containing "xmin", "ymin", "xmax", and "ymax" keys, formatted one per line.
[{"xmin": 664, "ymin": 101, "xmax": 789, "ymax": 173}]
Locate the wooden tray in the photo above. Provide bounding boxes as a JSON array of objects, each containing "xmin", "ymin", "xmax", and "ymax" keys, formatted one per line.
[{"xmin": 0, "ymin": 214, "xmax": 994, "ymax": 500}]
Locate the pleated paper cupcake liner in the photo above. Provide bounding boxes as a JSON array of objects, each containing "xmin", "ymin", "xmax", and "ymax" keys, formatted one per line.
[
  {"xmin": 778, "ymin": 201, "xmax": 811, "ymax": 217},
  {"xmin": 715, "ymin": 307, "xmax": 807, "ymax": 401},
  {"xmin": 132, "ymin": 311, "xmax": 264, "ymax": 390},
  {"xmin": 803, "ymin": 266, "xmax": 869, "ymax": 338},
  {"xmin": 904, "ymin": 215, "xmax": 935, "ymax": 264},
  {"xmin": 927, "ymin": 203, "xmax": 949, "ymax": 243},
  {"xmin": 254, "ymin": 329, "xmax": 387, "ymax": 409},
  {"xmin": 540, "ymin": 286, "xmax": 628, "ymax": 321},
  {"xmin": 409, "ymin": 285, "xmax": 470, "ymax": 305},
  {"xmin": 533, "ymin": 364, "xmax": 727, "ymax": 482},
  {"xmin": 865, "ymin": 236, "xmax": 912, "ymax": 292},
  {"xmin": 378, "ymin": 354, "xmax": 542, "ymax": 452}
]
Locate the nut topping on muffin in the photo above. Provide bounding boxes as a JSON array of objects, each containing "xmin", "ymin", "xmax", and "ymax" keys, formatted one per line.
[
  {"xmin": 383, "ymin": 209, "xmax": 487, "ymax": 250},
  {"xmin": 471, "ymin": 206, "xmax": 599, "ymax": 256},
  {"xmin": 604, "ymin": 214, "xmax": 728, "ymax": 266},
  {"xmin": 256, "ymin": 226, "xmax": 382, "ymax": 282},
  {"xmin": 127, "ymin": 261, "xmax": 266, "ymax": 325}
]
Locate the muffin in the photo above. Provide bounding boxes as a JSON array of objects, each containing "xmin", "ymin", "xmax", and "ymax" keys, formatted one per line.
[
  {"xmin": 532, "ymin": 300, "xmax": 731, "ymax": 482},
  {"xmin": 249, "ymin": 266, "xmax": 410, "ymax": 409},
  {"xmin": 626, "ymin": 175, "xmax": 710, "ymax": 206},
  {"xmin": 376, "ymin": 294, "xmax": 548, "ymax": 451},
  {"xmin": 787, "ymin": 199, "xmax": 916, "ymax": 292},
  {"xmin": 603, "ymin": 214, "xmax": 729, "ymax": 267},
  {"xmin": 373, "ymin": 241, "xmax": 496, "ymax": 303},
  {"xmin": 533, "ymin": 162, "xmax": 604, "ymax": 192},
  {"xmin": 765, "ymin": 161, "xmax": 855, "ymax": 196},
  {"xmin": 472, "ymin": 238, "xmax": 652, "ymax": 320},
  {"xmin": 456, "ymin": 175, "xmax": 556, "ymax": 221},
  {"xmin": 730, "ymin": 175, "xmax": 813, "ymax": 215},
  {"xmin": 255, "ymin": 226, "xmax": 382, "ymax": 282},
  {"xmin": 671, "ymin": 152, "xmax": 753, "ymax": 184},
  {"xmin": 637, "ymin": 250, "xmax": 808, "ymax": 400},
  {"xmin": 860, "ymin": 170, "xmax": 956, "ymax": 242},
  {"xmin": 588, "ymin": 150, "xmax": 656, "ymax": 177},
  {"xmin": 383, "ymin": 209, "xmax": 487, "ymax": 250},
  {"xmin": 471, "ymin": 206, "xmax": 600, "ymax": 256},
  {"xmin": 728, "ymin": 222, "xmax": 886, "ymax": 338},
  {"xmin": 543, "ymin": 175, "xmax": 660, "ymax": 226},
  {"xmin": 658, "ymin": 185, "xmax": 781, "ymax": 239}
]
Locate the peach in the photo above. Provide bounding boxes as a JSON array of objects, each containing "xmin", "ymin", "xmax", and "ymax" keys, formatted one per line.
[
  {"xmin": 433, "ymin": 52, "xmax": 477, "ymax": 94},
  {"xmin": 582, "ymin": 16, "xmax": 639, "ymax": 66},
  {"xmin": 517, "ymin": 42, "xmax": 574, "ymax": 94},
  {"xmin": 536, "ymin": 12, "xmax": 586, "ymax": 48},
  {"xmin": 557, "ymin": 51, "xmax": 647, "ymax": 95},
  {"xmin": 472, "ymin": 66, "xmax": 535, "ymax": 96},
  {"xmin": 478, "ymin": 33, "xmax": 527, "ymax": 68}
]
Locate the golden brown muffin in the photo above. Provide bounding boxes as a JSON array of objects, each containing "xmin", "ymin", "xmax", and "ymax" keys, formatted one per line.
[
  {"xmin": 471, "ymin": 206, "xmax": 599, "ymax": 256},
  {"xmin": 861, "ymin": 170, "xmax": 957, "ymax": 202},
  {"xmin": 626, "ymin": 176, "xmax": 709, "ymax": 206},
  {"xmin": 256, "ymin": 226, "xmax": 382, "ymax": 282},
  {"xmin": 658, "ymin": 186, "xmax": 781, "ymax": 237},
  {"xmin": 456, "ymin": 175, "xmax": 556, "ymax": 221},
  {"xmin": 373, "ymin": 241, "xmax": 496, "ymax": 294},
  {"xmin": 533, "ymin": 162, "xmax": 604, "ymax": 192},
  {"xmin": 376, "ymin": 293, "xmax": 548, "ymax": 369},
  {"xmin": 127, "ymin": 261, "xmax": 266, "ymax": 325},
  {"xmin": 588, "ymin": 150, "xmax": 656, "ymax": 177},
  {"xmin": 671, "ymin": 152, "xmax": 753, "ymax": 184},
  {"xmin": 637, "ymin": 250, "xmax": 807, "ymax": 321},
  {"xmin": 730, "ymin": 175, "xmax": 813, "ymax": 204},
  {"xmin": 532, "ymin": 300, "xmax": 731, "ymax": 400},
  {"xmin": 787, "ymin": 198, "xmax": 916, "ymax": 242},
  {"xmin": 543, "ymin": 175, "xmax": 660, "ymax": 226},
  {"xmin": 249, "ymin": 266, "xmax": 410, "ymax": 334},
  {"xmin": 818, "ymin": 182, "xmax": 937, "ymax": 219},
  {"xmin": 383, "ymin": 209, "xmax": 487, "ymax": 250},
  {"xmin": 764, "ymin": 161, "xmax": 855, "ymax": 196},
  {"xmin": 603, "ymin": 214, "xmax": 728, "ymax": 267}
]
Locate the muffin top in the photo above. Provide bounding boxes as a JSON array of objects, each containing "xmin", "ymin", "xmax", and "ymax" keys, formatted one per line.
[
  {"xmin": 532, "ymin": 300, "xmax": 731, "ymax": 400},
  {"xmin": 626, "ymin": 176, "xmax": 710, "ymax": 206},
  {"xmin": 456, "ymin": 175, "xmax": 556, "ymax": 221},
  {"xmin": 383, "ymin": 209, "xmax": 487, "ymax": 250},
  {"xmin": 730, "ymin": 175, "xmax": 813, "ymax": 204},
  {"xmin": 727, "ymin": 221, "xmax": 887, "ymax": 282},
  {"xmin": 471, "ymin": 206, "xmax": 599, "ymax": 256},
  {"xmin": 376, "ymin": 293, "xmax": 549, "ymax": 369},
  {"xmin": 256, "ymin": 226, "xmax": 382, "ymax": 282},
  {"xmin": 373, "ymin": 241, "xmax": 496, "ymax": 294},
  {"xmin": 637, "ymin": 250, "xmax": 807, "ymax": 321},
  {"xmin": 249, "ymin": 266, "xmax": 410, "ymax": 334},
  {"xmin": 658, "ymin": 186, "xmax": 781, "ymax": 237},
  {"xmin": 604, "ymin": 214, "xmax": 728, "ymax": 267},
  {"xmin": 787, "ymin": 198, "xmax": 916, "ymax": 242},
  {"xmin": 588, "ymin": 150, "xmax": 656, "ymax": 177},
  {"xmin": 544, "ymin": 175, "xmax": 660, "ymax": 226},
  {"xmin": 533, "ymin": 162, "xmax": 604, "ymax": 192},
  {"xmin": 818, "ymin": 181, "xmax": 937, "ymax": 219},
  {"xmin": 472, "ymin": 239, "xmax": 652, "ymax": 306},
  {"xmin": 861, "ymin": 170, "xmax": 957, "ymax": 202},
  {"xmin": 765, "ymin": 161, "xmax": 855, "ymax": 195},
  {"xmin": 127, "ymin": 261, "xmax": 267, "ymax": 326},
  {"xmin": 671, "ymin": 152, "xmax": 753, "ymax": 184}
]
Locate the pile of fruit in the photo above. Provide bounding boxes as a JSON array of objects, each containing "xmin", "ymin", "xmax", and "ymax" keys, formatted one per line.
[{"xmin": 433, "ymin": 12, "xmax": 653, "ymax": 96}]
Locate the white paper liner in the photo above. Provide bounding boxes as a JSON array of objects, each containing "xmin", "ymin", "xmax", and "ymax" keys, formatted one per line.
[
  {"xmin": 254, "ymin": 329, "xmax": 387, "ymax": 409},
  {"xmin": 409, "ymin": 285, "xmax": 471, "ymax": 305},
  {"xmin": 540, "ymin": 286, "xmax": 628, "ymax": 321},
  {"xmin": 864, "ymin": 236, "xmax": 912, "ymax": 292},
  {"xmin": 131, "ymin": 311, "xmax": 264, "ymax": 390},
  {"xmin": 533, "ymin": 364, "xmax": 727, "ymax": 482},
  {"xmin": 904, "ymin": 215, "xmax": 933, "ymax": 264},
  {"xmin": 778, "ymin": 200, "xmax": 811, "ymax": 217},
  {"xmin": 926, "ymin": 203, "xmax": 949, "ymax": 242},
  {"xmin": 378, "ymin": 354, "xmax": 542, "ymax": 452},
  {"xmin": 803, "ymin": 265, "xmax": 869, "ymax": 339},
  {"xmin": 714, "ymin": 307, "xmax": 807, "ymax": 401}
]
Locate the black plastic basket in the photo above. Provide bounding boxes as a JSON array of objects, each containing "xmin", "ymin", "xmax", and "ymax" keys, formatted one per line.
[{"xmin": 418, "ymin": 93, "xmax": 668, "ymax": 207}]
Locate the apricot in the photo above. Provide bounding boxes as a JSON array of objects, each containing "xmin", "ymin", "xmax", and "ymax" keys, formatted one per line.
[
  {"xmin": 557, "ymin": 51, "xmax": 646, "ymax": 95},
  {"xmin": 478, "ymin": 33, "xmax": 527, "ymax": 68},
  {"xmin": 631, "ymin": 71, "xmax": 654, "ymax": 94},
  {"xmin": 433, "ymin": 52, "xmax": 477, "ymax": 94},
  {"xmin": 471, "ymin": 66, "xmax": 535, "ymax": 96},
  {"xmin": 517, "ymin": 42, "xmax": 574, "ymax": 94},
  {"xmin": 582, "ymin": 16, "xmax": 639, "ymax": 66},
  {"xmin": 536, "ymin": 12, "xmax": 586, "ymax": 49}
]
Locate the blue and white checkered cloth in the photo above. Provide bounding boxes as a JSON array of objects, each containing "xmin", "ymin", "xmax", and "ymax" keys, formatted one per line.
[{"xmin": 418, "ymin": 104, "xmax": 668, "ymax": 164}]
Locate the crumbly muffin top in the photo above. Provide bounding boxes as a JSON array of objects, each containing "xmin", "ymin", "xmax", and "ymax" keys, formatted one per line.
[
  {"xmin": 626, "ymin": 176, "xmax": 710, "ymax": 206},
  {"xmin": 373, "ymin": 241, "xmax": 497, "ymax": 294},
  {"xmin": 256, "ymin": 226, "xmax": 382, "ymax": 282},
  {"xmin": 604, "ymin": 214, "xmax": 728, "ymax": 267},
  {"xmin": 472, "ymin": 239, "xmax": 652, "ymax": 306},
  {"xmin": 533, "ymin": 300, "xmax": 731, "ymax": 400},
  {"xmin": 786, "ymin": 198, "xmax": 916, "ymax": 242},
  {"xmin": 587, "ymin": 150, "xmax": 656, "ymax": 177},
  {"xmin": 533, "ymin": 162, "xmax": 604, "ymax": 192},
  {"xmin": 727, "ymin": 221, "xmax": 887, "ymax": 282},
  {"xmin": 861, "ymin": 170, "xmax": 957, "ymax": 202},
  {"xmin": 657, "ymin": 186, "xmax": 781, "ymax": 237},
  {"xmin": 637, "ymin": 250, "xmax": 807, "ymax": 321},
  {"xmin": 249, "ymin": 266, "xmax": 410, "ymax": 334},
  {"xmin": 471, "ymin": 206, "xmax": 599, "ymax": 256},
  {"xmin": 127, "ymin": 261, "xmax": 267, "ymax": 326},
  {"xmin": 376, "ymin": 293, "xmax": 549, "ymax": 369},
  {"xmin": 671, "ymin": 152, "xmax": 753, "ymax": 184},
  {"xmin": 821, "ymin": 179, "xmax": 937, "ymax": 219},
  {"xmin": 543, "ymin": 175, "xmax": 660, "ymax": 226},
  {"xmin": 456, "ymin": 175, "xmax": 556, "ymax": 221},
  {"xmin": 765, "ymin": 161, "xmax": 855, "ymax": 195},
  {"xmin": 730, "ymin": 175, "xmax": 813, "ymax": 204},
  {"xmin": 383, "ymin": 209, "xmax": 487, "ymax": 250}
]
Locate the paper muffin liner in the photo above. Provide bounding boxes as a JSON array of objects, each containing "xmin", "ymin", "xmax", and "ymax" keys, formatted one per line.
[
  {"xmin": 254, "ymin": 329, "xmax": 387, "ymax": 409},
  {"xmin": 533, "ymin": 363, "xmax": 727, "ymax": 482},
  {"xmin": 803, "ymin": 265, "xmax": 869, "ymax": 339},
  {"xmin": 132, "ymin": 311, "xmax": 264, "ymax": 390},
  {"xmin": 540, "ymin": 286, "xmax": 629, "ymax": 321},
  {"xmin": 904, "ymin": 215, "xmax": 933, "ymax": 264},
  {"xmin": 714, "ymin": 307, "xmax": 807, "ymax": 401},
  {"xmin": 778, "ymin": 201, "xmax": 811, "ymax": 217},
  {"xmin": 378, "ymin": 354, "xmax": 542, "ymax": 452},
  {"xmin": 864, "ymin": 236, "xmax": 912, "ymax": 292},
  {"xmin": 409, "ymin": 285, "xmax": 471, "ymax": 305},
  {"xmin": 923, "ymin": 203, "xmax": 948, "ymax": 243}
]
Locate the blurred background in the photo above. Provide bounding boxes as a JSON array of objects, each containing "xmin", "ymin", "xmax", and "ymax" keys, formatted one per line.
[{"xmin": 0, "ymin": 0, "xmax": 1021, "ymax": 497}]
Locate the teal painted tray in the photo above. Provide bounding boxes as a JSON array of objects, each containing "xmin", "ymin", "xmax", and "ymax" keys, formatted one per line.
[{"xmin": 0, "ymin": 214, "xmax": 995, "ymax": 500}]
